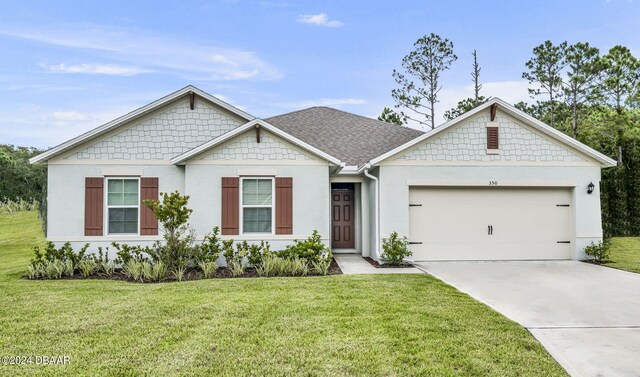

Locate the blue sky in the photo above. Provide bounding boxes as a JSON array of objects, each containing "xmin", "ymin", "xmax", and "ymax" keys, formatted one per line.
[{"xmin": 0, "ymin": 0, "xmax": 638, "ymax": 148}]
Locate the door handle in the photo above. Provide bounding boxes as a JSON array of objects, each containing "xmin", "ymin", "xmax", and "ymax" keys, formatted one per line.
[{"xmin": 488, "ymin": 225, "xmax": 493, "ymax": 235}]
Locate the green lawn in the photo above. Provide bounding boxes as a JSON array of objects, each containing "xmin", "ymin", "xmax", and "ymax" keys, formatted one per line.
[
  {"xmin": 0, "ymin": 212, "xmax": 566, "ymax": 376},
  {"xmin": 605, "ymin": 237, "xmax": 640, "ymax": 274}
]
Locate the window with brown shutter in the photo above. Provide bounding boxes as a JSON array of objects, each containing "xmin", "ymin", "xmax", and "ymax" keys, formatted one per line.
[
  {"xmin": 487, "ymin": 126, "xmax": 499, "ymax": 150},
  {"xmin": 221, "ymin": 177, "xmax": 240, "ymax": 235},
  {"xmin": 275, "ymin": 177, "xmax": 293, "ymax": 235},
  {"xmin": 140, "ymin": 178, "xmax": 159, "ymax": 235},
  {"xmin": 84, "ymin": 177, "xmax": 104, "ymax": 236}
]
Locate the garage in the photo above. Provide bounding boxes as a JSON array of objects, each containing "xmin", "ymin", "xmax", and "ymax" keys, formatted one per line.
[{"xmin": 408, "ymin": 187, "xmax": 573, "ymax": 261}]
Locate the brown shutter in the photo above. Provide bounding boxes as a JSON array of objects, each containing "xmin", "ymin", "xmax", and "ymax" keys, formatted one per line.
[
  {"xmin": 221, "ymin": 177, "xmax": 240, "ymax": 235},
  {"xmin": 487, "ymin": 127, "xmax": 499, "ymax": 149},
  {"xmin": 275, "ymin": 177, "xmax": 293, "ymax": 235},
  {"xmin": 140, "ymin": 178, "xmax": 159, "ymax": 235},
  {"xmin": 84, "ymin": 177, "xmax": 104, "ymax": 236}
]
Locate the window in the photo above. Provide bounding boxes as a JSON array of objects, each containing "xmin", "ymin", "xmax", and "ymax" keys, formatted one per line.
[
  {"xmin": 106, "ymin": 178, "xmax": 139, "ymax": 234},
  {"xmin": 241, "ymin": 178, "xmax": 273, "ymax": 233}
]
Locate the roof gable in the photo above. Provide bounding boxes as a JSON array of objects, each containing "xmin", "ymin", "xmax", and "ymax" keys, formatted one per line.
[
  {"xmin": 62, "ymin": 97, "xmax": 244, "ymax": 162},
  {"xmin": 392, "ymin": 108, "xmax": 590, "ymax": 164},
  {"xmin": 30, "ymin": 85, "xmax": 254, "ymax": 164},
  {"xmin": 171, "ymin": 119, "xmax": 343, "ymax": 166},
  {"xmin": 364, "ymin": 98, "xmax": 617, "ymax": 169}
]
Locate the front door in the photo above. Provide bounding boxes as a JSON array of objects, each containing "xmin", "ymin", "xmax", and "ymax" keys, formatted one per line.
[{"xmin": 331, "ymin": 186, "xmax": 355, "ymax": 249}]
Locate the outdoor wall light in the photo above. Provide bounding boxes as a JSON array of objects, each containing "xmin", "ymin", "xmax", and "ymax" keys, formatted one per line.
[{"xmin": 587, "ymin": 182, "xmax": 595, "ymax": 194}]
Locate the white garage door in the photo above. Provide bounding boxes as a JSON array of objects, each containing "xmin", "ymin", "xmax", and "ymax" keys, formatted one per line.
[{"xmin": 408, "ymin": 187, "xmax": 572, "ymax": 261}]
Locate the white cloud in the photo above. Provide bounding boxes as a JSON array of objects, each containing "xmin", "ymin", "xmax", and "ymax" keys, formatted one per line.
[
  {"xmin": 47, "ymin": 63, "xmax": 153, "ymax": 76},
  {"xmin": 50, "ymin": 110, "xmax": 90, "ymax": 122},
  {"xmin": 0, "ymin": 24, "xmax": 282, "ymax": 81},
  {"xmin": 276, "ymin": 98, "xmax": 365, "ymax": 109},
  {"xmin": 296, "ymin": 13, "xmax": 344, "ymax": 28}
]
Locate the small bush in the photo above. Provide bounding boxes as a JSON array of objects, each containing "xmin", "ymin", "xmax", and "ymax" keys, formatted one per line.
[
  {"xmin": 141, "ymin": 261, "xmax": 153, "ymax": 282},
  {"xmin": 112, "ymin": 242, "xmax": 150, "ymax": 264},
  {"xmin": 44, "ymin": 260, "xmax": 65, "ymax": 279},
  {"xmin": 0, "ymin": 198, "xmax": 39, "ymax": 214},
  {"xmin": 381, "ymin": 231, "xmax": 412, "ymax": 266},
  {"xmin": 247, "ymin": 241, "xmax": 271, "ymax": 266},
  {"xmin": 122, "ymin": 260, "xmax": 144, "ymax": 282},
  {"xmin": 78, "ymin": 259, "xmax": 95, "ymax": 277},
  {"xmin": 290, "ymin": 257, "xmax": 309, "ymax": 276},
  {"xmin": 152, "ymin": 261, "xmax": 168, "ymax": 282},
  {"xmin": 31, "ymin": 241, "xmax": 89, "ymax": 270},
  {"xmin": 584, "ymin": 239, "xmax": 611, "ymax": 262},
  {"xmin": 172, "ymin": 266, "xmax": 186, "ymax": 282},
  {"xmin": 195, "ymin": 227, "xmax": 222, "ymax": 264},
  {"xmin": 198, "ymin": 261, "xmax": 218, "ymax": 279},
  {"xmin": 277, "ymin": 230, "xmax": 330, "ymax": 263},
  {"xmin": 227, "ymin": 260, "xmax": 245, "ymax": 277},
  {"xmin": 311, "ymin": 258, "xmax": 331, "ymax": 276}
]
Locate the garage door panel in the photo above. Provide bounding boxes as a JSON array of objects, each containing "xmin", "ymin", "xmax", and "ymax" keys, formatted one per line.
[{"xmin": 409, "ymin": 187, "xmax": 572, "ymax": 261}]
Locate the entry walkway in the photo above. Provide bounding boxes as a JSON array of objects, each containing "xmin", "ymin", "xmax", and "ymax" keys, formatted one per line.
[{"xmin": 334, "ymin": 254, "xmax": 422, "ymax": 274}]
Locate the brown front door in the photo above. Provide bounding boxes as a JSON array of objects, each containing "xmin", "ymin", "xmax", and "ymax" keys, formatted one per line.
[{"xmin": 332, "ymin": 187, "xmax": 355, "ymax": 248}]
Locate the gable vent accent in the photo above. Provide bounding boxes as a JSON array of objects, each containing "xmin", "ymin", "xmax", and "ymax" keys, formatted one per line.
[{"xmin": 487, "ymin": 127, "xmax": 499, "ymax": 150}]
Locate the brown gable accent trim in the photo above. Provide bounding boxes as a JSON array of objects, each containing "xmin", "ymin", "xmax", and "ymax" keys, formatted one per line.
[
  {"xmin": 487, "ymin": 127, "xmax": 499, "ymax": 149},
  {"xmin": 140, "ymin": 178, "xmax": 159, "ymax": 235},
  {"xmin": 84, "ymin": 177, "xmax": 104, "ymax": 236},
  {"xmin": 490, "ymin": 103, "xmax": 498, "ymax": 121},
  {"xmin": 275, "ymin": 177, "xmax": 293, "ymax": 235},
  {"xmin": 221, "ymin": 177, "xmax": 240, "ymax": 235}
]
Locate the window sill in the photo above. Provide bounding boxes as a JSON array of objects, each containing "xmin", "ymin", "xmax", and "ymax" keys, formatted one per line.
[{"xmin": 486, "ymin": 149, "xmax": 500, "ymax": 155}]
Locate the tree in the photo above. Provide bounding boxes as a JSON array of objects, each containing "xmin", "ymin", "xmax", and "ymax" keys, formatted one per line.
[
  {"xmin": 444, "ymin": 97, "xmax": 489, "ymax": 120},
  {"xmin": 601, "ymin": 45, "xmax": 640, "ymax": 113},
  {"xmin": 378, "ymin": 107, "xmax": 405, "ymax": 125},
  {"xmin": 522, "ymin": 40, "xmax": 568, "ymax": 127},
  {"xmin": 392, "ymin": 33, "xmax": 458, "ymax": 129},
  {"xmin": 562, "ymin": 42, "xmax": 604, "ymax": 138},
  {"xmin": 471, "ymin": 49, "xmax": 482, "ymax": 106}
]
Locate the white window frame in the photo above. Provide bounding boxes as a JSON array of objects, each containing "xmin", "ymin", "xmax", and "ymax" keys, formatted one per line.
[
  {"xmin": 240, "ymin": 177, "xmax": 275, "ymax": 235},
  {"xmin": 104, "ymin": 177, "xmax": 140, "ymax": 236}
]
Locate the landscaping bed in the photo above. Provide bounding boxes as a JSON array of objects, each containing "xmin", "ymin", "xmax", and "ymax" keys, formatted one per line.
[{"xmin": 363, "ymin": 256, "xmax": 414, "ymax": 268}]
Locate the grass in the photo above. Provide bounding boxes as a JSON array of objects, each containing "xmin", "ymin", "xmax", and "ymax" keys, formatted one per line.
[
  {"xmin": 604, "ymin": 237, "xmax": 640, "ymax": 274},
  {"xmin": 0, "ymin": 211, "xmax": 566, "ymax": 376}
]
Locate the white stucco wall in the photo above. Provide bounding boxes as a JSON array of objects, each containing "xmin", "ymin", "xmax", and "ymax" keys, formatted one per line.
[
  {"xmin": 185, "ymin": 164, "xmax": 331, "ymax": 252},
  {"xmin": 374, "ymin": 108, "xmax": 607, "ymax": 261},
  {"xmin": 47, "ymin": 163, "xmax": 184, "ymax": 253}
]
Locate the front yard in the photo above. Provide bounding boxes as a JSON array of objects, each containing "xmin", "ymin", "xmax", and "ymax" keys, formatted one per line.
[
  {"xmin": 604, "ymin": 237, "xmax": 640, "ymax": 274},
  {"xmin": 0, "ymin": 211, "xmax": 566, "ymax": 376}
]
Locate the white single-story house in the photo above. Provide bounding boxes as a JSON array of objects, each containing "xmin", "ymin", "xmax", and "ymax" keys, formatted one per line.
[{"xmin": 30, "ymin": 85, "xmax": 616, "ymax": 262}]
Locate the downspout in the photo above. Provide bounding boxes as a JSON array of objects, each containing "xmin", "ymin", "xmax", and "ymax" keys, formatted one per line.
[{"xmin": 363, "ymin": 165, "xmax": 381, "ymax": 260}]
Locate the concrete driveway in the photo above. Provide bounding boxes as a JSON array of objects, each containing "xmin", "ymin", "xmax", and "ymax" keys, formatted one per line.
[{"xmin": 415, "ymin": 261, "xmax": 640, "ymax": 377}]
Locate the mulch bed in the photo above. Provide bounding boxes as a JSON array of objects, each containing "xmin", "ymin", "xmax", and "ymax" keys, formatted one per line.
[
  {"xmin": 29, "ymin": 258, "xmax": 343, "ymax": 283},
  {"xmin": 363, "ymin": 256, "xmax": 414, "ymax": 268}
]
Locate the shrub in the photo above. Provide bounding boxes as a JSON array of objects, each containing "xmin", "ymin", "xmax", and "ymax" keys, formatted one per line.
[
  {"xmin": 152, "ymin": 261, "xmax": 168, "ymax": 282},
  {"xmin": 143, "ymin": 191, "xmax": 196, "ymax": 270},
  {"xmin": 112, "ymin": 242, "xmax": 150, "ymax": 265},
  {"xmin": 194, "ymin": 227, "xmax": 222, "ymax": 264},
  {"xmin": 247, "ymin": 241, "xmax": 271, "ymax": 266},
  {"xmin": 227, "ymin": 260, "xmax": 245, "ymax": 277},
  {"xmin": 584, "ymin": 239, "xmax": 611, "ymax": 262},
  {"xmin": 278, "ymin": 230, "xmax": 331, "ymax": 263},
  {"xmin": 172, "ymin": 266, "xmax": 186, "ymax": 282},
  {"xmin": 78, "ymin": 259, "xmax": 95, "ymax": 277},
  {"xmin": 27, "ymin": 264, "xmax": 44, "ymax": 279},
  {"xmin": 198, "ymin": 261, "xmax": 218, "ymax": 279},
  {"xmin": 290, "ymin": 257, "xmax": 309, "ymax": 276},
  {"xmin": 311, "ymin": 258, "xmax": 331, "ymax": 276},
  {"xmin": 141, "ymin": 261, "xmax": 153, "ymax": 282},
  {"xmin": 31, "ymin": 241, "xmax": 89, "ymax": 270},
  {"xmin": 122, "ymin": 260, "xmax": 144, "ymax": 282},
  {"xmin": 381, "ymin": 231, "xmax": 412, "ymax": 266},
  {"xmin": 223, "ymin": 240, "xmax": 249, "ymax": 267},
  {"xmin": 44, "ymin": 260, "xmax": 65, "ymax": 279},
  {"xmin": 0, "ymin": 198, "xmax": 39, "ymax": 214}
]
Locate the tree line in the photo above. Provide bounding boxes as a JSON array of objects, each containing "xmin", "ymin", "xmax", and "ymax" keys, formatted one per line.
[{"xmin": 382, "ymin": 34, "xmax": 640, "ymax": 237}]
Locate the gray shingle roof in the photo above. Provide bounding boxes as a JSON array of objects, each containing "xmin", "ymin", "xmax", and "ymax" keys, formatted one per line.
[{"xmin": 265, "ymin": 107, "xmax": 424, "ymax": 166}]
